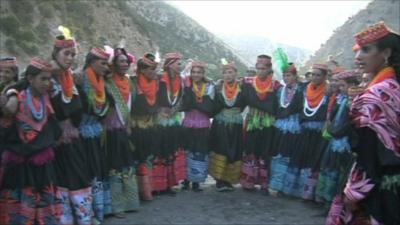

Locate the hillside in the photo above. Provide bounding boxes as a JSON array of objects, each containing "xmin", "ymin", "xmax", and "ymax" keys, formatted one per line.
[
  {"xmin": 301, "ymin": 0, "xmax": 400, "ymax": 74},
  {"xmin": 0, "ymin": 0, "xmax": 247, "ymax": 78},
  {"xmin": 218, "ymin": 34, "xmax": 312, "ymax": 67}
]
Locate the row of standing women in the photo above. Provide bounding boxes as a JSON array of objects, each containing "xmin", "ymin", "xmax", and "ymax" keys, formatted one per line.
[{"xmin": 0, "ymin": 21, "xmax": 399, "ymax": 225}]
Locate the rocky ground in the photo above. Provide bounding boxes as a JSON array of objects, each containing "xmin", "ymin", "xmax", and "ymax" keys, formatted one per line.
[{"xmin": 103, "ymin": 177, "xmax": 327, "ymax": 225}]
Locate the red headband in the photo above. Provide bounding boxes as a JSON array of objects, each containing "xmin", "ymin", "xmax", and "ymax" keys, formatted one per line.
[
  {"xmin": 90, "ymin": 47, "xmax": 110, "ymax": 60},
  {"xmin": 333, "ymin": 70, "xmax": 360, "ymax": 80},
  {"xmin": 354, "ymin": 21, "xmax": 393, "ymax": 47},
  {"xmin": 54, "ymin": 39, "xmax": 76, "ymax": 48},
  {"xmin": 312, "ymin": 63, "xmax": 328, "ymax": 71},
  {"xmin": 164, "ymin": 52, "xmax": 183, "ymax": 61},
  {"xmin": 0, "ymin": 57, "xmax": 18, "ymax": 68},
  {"xmin": 30, "ymin": 57, "xmax": 52, "ymax": 72},
  {"xmin": 191, "ymin": 61, "xmax": 206, "ymax": 69},
  {"xmin": 163, "ymin": 52, "xmax": 182, "ymax": 69},
  {"xmin": 222, "ymin": 62, "xmax": 237, "ymax": 71}
]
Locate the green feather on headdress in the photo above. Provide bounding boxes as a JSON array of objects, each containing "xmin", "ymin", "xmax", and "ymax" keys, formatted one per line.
[{"xmin": 273, "ymin": 47, "xmax": 289, "ymax": 73}]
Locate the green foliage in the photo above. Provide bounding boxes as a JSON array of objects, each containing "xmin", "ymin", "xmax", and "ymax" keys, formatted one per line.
[
  {"xmin": 0, "ymin": 14, "xmax": 41, "ymax": 55},
  {"xmin": 37, "ymin": 2, "xmax": 54, "ymax": 18},
  {"xmin": 5, "ymin": 38, "xmax": 17, "ymax": 54},
  {"xmin": 15, "ymin": 29, "xmax": 37, "ymax": 43},
  {"xmin": 62, "ymin": 1, "xmax": 94, "ymax": 43},
  {"xmin": 113, "ymin": 2, "xmax": 150, "ymax": 37},
  {"xmin": 65, "ymin": 1, "xmax": 93, "ymax": 21},
  {"xmin": 51, "ymin": 1, "xmax": 63, "ymax": 11},
  {"xmin": 19, "ymin": 41, "xmax": 39, "ymax": 55},
  {"xmin": 0, "ymin": 15, "xmax": 19, "ymax": 36},
  {"xmin": 9, "ymin": 0, "xmax": 34, "ymax": 23},
  {"xmin": 36, "ymin": 22, "xmax": 50, "ymax": 43}
]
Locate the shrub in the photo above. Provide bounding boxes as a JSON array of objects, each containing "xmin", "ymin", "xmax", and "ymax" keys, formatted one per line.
[
  {"xmin": 0, "ymin": 15, "xmax": 19, "ymax": 36},
  {"xmin": 9, "ymin": 0, "xmax": 34, "ymax": 23},
  {"xmin": 38, "ymin": 2, "xmax": 54, "ymax": 18},
  {"xmin": 20, "ymin": 41, "xmax": 39, "ymax": 55},
  {"xmin": 35, "ymin": 22, "xmax": 50, "ymax": 43},
  {"xmin": 5, "ymin": 38, "xmax": 17, "ymax": 54},
  {"xmin": 15, "ymin": 29, "xmax": 37, "ymax": 43}
]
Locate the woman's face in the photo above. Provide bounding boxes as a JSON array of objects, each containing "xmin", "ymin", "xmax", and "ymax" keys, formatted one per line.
[
  {"xmin": 191, "ymin": 66, "xmax": 205, "ymax": 83},
  {"xmin": 328, "ymin": 77, "xmax": 339, "ymax": 93},
  {"xmin": 256, "ymin": 63, "xmax": 272, "ymax": 78},
  {"xmin": 304, "ymin": 72, "xmax": 312, "ymax": 82},
  {"xmin": 55, "ymin": 47, "xmax": 77, "ymax": 69},
  {"xmin": 168, "ymin": 59, "xmax": 183, "ymax": 76},
  {"xmin": 283, "ymin": 72, "xmax": 296, "ymax": 86},
  {"xmin": 338, "ymin": 79, "xmax": 350, "ymax": 94},
  {"xmin": 91, "ymin": 59, "xmax": 110, "ymax": 77},
  {"xmin": 311, "ymin": 68, "xmax": 326, "ymax": 86},
  {"xmin": 142, "ymin": 67, "xmax": 157, "ymax": 80},
  {"xmin": 115, "ymin": 54, "xmax": 130, "ymax": 74},
  {"xmin": 223, "ymin": 68, "xmax": 237, "ymax": 84},
  {"xmin": 355, "ymin": 43, "xmax": 389, "ymax": 74},
  {"xmin": 0, "ymin": 67, "xmax": 16, "ymax": 84},
  {"xmin": 29, "ymin": 71, "xmax": 52, "ymax": 95}
]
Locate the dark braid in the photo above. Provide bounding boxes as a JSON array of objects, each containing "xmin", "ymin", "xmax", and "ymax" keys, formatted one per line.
[{"xmin": 376, "ymin": 33, "xmax": 400, "ymax": 82}]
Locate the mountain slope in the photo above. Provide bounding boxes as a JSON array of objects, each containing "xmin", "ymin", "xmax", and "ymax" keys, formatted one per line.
[
  {"xmin": 301, "ymin": 0, "xmax": 400, "ymax": 74},
  {"xmin": 0, "ymin": 0, "xmax": 247, "ymax": 78},
  {"xmin": 218, "ymin": 34, "xmax": 312, "ymax": 67}
]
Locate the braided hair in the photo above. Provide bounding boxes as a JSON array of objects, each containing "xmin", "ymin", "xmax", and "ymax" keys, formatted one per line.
[{"xmin": 376, "ymin": 33, "xmax": 400, "ymax": 82}]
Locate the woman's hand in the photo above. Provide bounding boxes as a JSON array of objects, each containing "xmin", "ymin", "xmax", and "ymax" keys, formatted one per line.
[{"xmin": 343, "ymin": 195, "xmax": 359, "ymax": 212}]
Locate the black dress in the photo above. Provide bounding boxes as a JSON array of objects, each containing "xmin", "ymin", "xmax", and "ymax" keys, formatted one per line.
[
  {"xmin": 180, "ymin": 79, "xmax": 214, "ymax": 183},
  {"xmin": 269, "ymin": 83, "xmax": 304, "ymax": 192},
  {"xmin": 155, "ymin": 76, "xmax": 184, "ymax": 160},
  {"xmin": 50, "ymin": 78, "xmax": 91, "ymax": 191},
  {"xmin": 239, "ymin": 76, "xmax": 280, "ymax": 190},
  {"xmin": 209, "ymin": 80, "xmax": 245, "ymax": 184},
  {"xmin": 130, "ymin": 76, "xmax": 159, "ymax": 164},
  {"xmin": 287, "ymin": 82, "xmax": 329, "ymax": 200},
  {"xmin": 0, "ymin": 89, "xmax": 62, "ymax": 225}
]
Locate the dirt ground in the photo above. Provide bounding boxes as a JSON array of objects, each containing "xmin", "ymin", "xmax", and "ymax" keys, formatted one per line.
[{"xmin": 103, "ymin": 177, "xmax": 327, "ymax": 225}]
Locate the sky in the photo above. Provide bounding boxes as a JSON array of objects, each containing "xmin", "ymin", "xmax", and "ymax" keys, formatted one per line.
[{"xmin": 168, "ymin": 0, "xmax": 372, "ymax": 51}]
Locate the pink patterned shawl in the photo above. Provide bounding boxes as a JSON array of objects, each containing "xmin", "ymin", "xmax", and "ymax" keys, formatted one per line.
[{"xmin": 351, "ymin": 77, "xmax": 400, "ymax": 157}]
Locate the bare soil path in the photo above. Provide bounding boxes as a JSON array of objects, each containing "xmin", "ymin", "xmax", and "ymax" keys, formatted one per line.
[{"xmin": 103, "ymin": 179, "xmax": 327, "ymax": 225}]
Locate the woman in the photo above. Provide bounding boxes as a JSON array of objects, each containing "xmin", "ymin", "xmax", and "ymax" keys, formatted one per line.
[
  {"xmin": 0, "ymin": 57, "xmax": 19, "ymax": 93},
  {"xmin": 316, "ymin": 70, "xmax": 359, "ymax": 205},
  {"xmin": 181, "ymin": 61, "xmax": 214, "ymax": 192},
  {"xmin": 49, "ymin": 33, "xmax": 93, "ymax": 225},
  {"xmin": 209, "ymin": 62, "xmax": 245, "ymax": 191},
  {"xmin": 104, "ymin": 47, "xmax": 139, "ymax": 218},
  {"xmin": 326, "ymin": 21, "xmax": 400, "ymax": 225},
  {"xmin": 286, "ymin": 63, "xmax": 329, "ymax": 199},
  {"xmin": 77, "ymin": 47, "xmax": 110, "ymax": 224},
  {"xmin": 0, "ymin": 57, "xmax": 19, "ymax": 158},
  {"xmin": 153, "ymin": 52, "xmax": 186, "ymax": 195},
  {"xmin": 131, "ymin": 53, "xmax": 159, "ymax": 201},
  {"xmin": 269, "ymin": 63, "xmax": 304, "ymax": 196},
  {"xmin": 0, "ymin": 58, "xmax": 62, "ymax": 225},
  {"xmin": 240, "ymin": 55, "xmax": 280, "ymax": 194}
]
